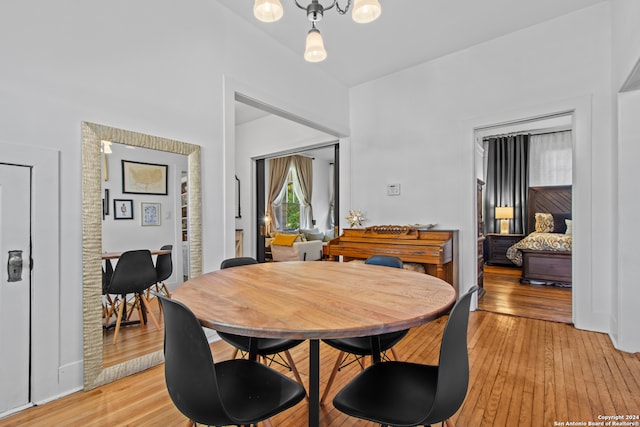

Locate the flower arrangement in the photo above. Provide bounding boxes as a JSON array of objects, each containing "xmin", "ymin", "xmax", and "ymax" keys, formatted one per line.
[{"xmin": 346, "ymin": 209, "xmax": 367, "ymax": 228}]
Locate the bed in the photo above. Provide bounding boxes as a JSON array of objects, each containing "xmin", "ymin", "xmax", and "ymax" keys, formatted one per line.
[{"xmin": 505, "ymin": 185, "xmax": 572, "ymax": 286}]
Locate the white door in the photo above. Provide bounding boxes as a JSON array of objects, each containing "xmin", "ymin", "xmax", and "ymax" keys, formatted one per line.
[{"xmin": 0, "ymin": 164, "xmax": 31, "ymax": 414}]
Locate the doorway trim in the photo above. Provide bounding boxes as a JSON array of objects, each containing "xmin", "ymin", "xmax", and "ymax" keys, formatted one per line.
[
  {"xmin": 0, "ymin": 142, "xmax": 60, "ymax": 409},
  {"xmin": 223, "ymin": 76, "xmax": 349, "ymax": 260},
  {"xmin": 465, "ymin": 95, "xmax": 605, "ymax": 333}
]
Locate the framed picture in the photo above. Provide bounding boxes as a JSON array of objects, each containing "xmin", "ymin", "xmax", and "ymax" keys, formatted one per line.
[
  {"xmin": 104, "ymin": 189, "xmax": 110, "ymax": 215},
  {"xmin": 141, "ymin": 202, "xmax": 161, "ymax": 226},
  {"xmin": 122, "ymin": 160, "xmax": 168, "ymax": 195},
  {"xmin": 113, "ymin": 199, "xmax": 134, "ymax": 219},
  {"xmin": 235, "ymin": 175, "xmax": 241, "ymax": 218}
]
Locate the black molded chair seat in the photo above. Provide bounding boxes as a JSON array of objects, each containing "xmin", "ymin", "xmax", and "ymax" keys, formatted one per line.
[
  {"xmin": 334, "ymin": 361, "xmax": 439, "ymax": 426},
  {"xmin": 105, "ymin": 249, "xmax": 160, "ymax": 343},
  {"xmin": 218, "ymin": 257, "xmax": 307, "ymax": 393},
  {"xmin": 333, "ymin": 286, "xmax": 479, "ymax": 427},
  {"xmin": 220, "ymin": 256, "xmax": 260, "ymax": 269},
  {"xmin": 217, "ymin": 333, "xmax": 304, "ymax": 356},
  {"xmin": 323, "ymin": 331, "xmax": 408, "ymax": 357},
  {"xmin": 364, "ymin": 255, "xmax": 404, "ymax": 269},
  {"xmin": 157, "ymin": 295, "xmax": 305, "ymax": 426},
  {"xmin": 321, "ymin": 255, "xmax": 407, "ymax": 404}
]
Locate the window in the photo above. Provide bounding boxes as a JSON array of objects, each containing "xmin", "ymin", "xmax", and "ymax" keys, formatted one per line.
[{"xmin": 274, "ymin": 168, "xmax": 300, "ymax": 230}]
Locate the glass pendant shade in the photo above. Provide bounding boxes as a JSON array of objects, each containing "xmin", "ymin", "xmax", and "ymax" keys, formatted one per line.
[
  {"xmin": 254, "ymin": 0, "xmax": 284, "ymax": 23},
  {"xmin": 304, "ymin": 28, "xmax": 327, "ymax": 62},
  {"xmin": 352, "ymin": 0, "xmax": 381, "ymax": 23}
]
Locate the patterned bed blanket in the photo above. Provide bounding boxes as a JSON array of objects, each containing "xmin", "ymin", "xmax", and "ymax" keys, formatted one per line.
[{"xmin": 506, "ymin": 232, "xmax": 572, "ymax": 266}]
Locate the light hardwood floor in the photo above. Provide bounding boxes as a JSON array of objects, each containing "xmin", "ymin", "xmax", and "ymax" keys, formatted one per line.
[
  {"xmin": 480, "ymin": 265, "xmax": 572, "ymax": 324},
  {"xmin": 2, "ymin": 309, "xmax": 639, "ymax": 426},
  {"xmin": 0, "ymin": 311, "xmax": 640, "ymax": 427}
]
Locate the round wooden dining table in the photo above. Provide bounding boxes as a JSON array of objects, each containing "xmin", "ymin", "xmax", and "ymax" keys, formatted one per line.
[{"xmin": 172, "ymin": 260, "xmax": 457, "ymax": 427}]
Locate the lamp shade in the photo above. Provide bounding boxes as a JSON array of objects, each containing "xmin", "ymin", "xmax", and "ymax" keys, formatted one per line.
[
  {"xmin": 304, "ymin": 28, "xmax": 327, "ymax": 62},
  {"xmin": 495, "ymin": 206, "xmax": 514, "ymax": 219},
  {"xmin": 352, "ymin": 0, "xmax": 382, "ymax": 23},
  {"xmin": 496, "ymin": 206, "xmax": 513, "ymax": 219},
  {"xmin": 254, "ymin": 0, "xmax": 283, "ymax": 23}
]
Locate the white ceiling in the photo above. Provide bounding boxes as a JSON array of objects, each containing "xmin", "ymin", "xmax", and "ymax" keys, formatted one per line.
[{"xmin": 217, "ymin": 0, "xmax": 606, "ymax": 87}]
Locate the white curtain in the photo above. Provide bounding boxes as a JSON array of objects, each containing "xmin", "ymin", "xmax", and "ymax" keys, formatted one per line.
[
  {"xmin": 291, "ymin": 155, "xmax": 313, "ymax": 230},
  {"xmin": 529, "ymin": 131, "xmax": 572, "ymax": 186},
  {"xmin": 268, "ymin": 156, "xmax": 293, "ymax": 232}
]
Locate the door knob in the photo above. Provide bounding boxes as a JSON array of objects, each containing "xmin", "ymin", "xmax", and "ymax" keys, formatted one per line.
[{"xmin": 7, "ymin": 250, "xmax": 23, "ymax": 282}]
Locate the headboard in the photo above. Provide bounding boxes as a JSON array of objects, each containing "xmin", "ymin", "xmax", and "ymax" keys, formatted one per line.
[{"xmin": 526, "ymin": 185, "xmax": 572, "ymax": 234}]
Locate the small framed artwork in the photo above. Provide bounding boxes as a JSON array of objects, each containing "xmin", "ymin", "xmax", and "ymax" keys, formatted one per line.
[
  {"xmin": 104, "ymin": 189, "xmax": 110, "ymax": 215},
  {"xmin": 122, "ymin": 160, "xmax": 168, "ymax": 195},
  {"xmin": 235, "ymin": 175, "xmax": 241, "ymax": 219},
  {"xmin": 113, "ymin": 199, "xmax": 134, "ymax": 220},
  {"xmin": 141, "ymin": 202, "xmax": 161, "ymax": 226}
]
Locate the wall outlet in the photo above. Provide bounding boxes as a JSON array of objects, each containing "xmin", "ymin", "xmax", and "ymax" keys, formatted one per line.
[{"xmin": 387, "ymin": 183, "xmax": 401, "ymax": 196}]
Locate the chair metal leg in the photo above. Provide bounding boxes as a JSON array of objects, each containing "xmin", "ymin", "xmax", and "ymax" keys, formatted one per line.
[
  {"xmin": 320, "ymin": 351, "xmax": 344, "ymax": 404},
  {"xmin": 283, "ymin": 350, "xmax": 308, "ymax": 400}
]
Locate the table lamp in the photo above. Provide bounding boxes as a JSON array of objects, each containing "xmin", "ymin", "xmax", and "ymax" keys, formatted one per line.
[{"xmin": 495, "ymin": 206, "xmax": 514, "ymax": 234}]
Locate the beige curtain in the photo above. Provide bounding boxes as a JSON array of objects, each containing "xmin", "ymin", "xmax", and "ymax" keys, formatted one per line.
[
  {"xmin": 292, "ymin": 155, "xmax": 313, "ymax": 229},
  {"xmin": 267, "ymin": 156, "xmax": 292, "ymax": 232}
]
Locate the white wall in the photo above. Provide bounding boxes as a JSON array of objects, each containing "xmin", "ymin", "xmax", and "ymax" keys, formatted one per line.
[
  {"xmin": 349, "ymin": 4, "xmax": 614, "ymax": 334},
  {"xmin": 0, "ymin": 0, "xmax": 349, "ymax": 400},
  {"xmin": 612, "ymin": 0, "xmax": 640, "ymax": 351}
]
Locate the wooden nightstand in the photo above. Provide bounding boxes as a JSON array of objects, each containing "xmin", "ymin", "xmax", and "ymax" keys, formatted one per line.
[{"xmin": 484, "ymin": 233, "xmax": 524, "ymax": 266}]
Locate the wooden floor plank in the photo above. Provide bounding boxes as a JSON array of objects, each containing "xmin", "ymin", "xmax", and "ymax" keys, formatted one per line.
[
  {"xmin": 520, "ymin": 320, "xmax": 544, "ymax": 427},
  {"xmin": 504, "ymin": 317, "xmax": 529, "ymax": 426}
]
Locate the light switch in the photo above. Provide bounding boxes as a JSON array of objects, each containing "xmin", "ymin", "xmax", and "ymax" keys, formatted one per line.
[{"xmin": 387, "ymin": 183, "xmax": 401, "ymax": 196}]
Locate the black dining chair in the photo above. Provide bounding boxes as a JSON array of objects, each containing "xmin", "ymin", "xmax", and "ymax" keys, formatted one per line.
[
  {"xmin": 154, "ymin": 244, "xmax": 173, "ymax": 297},
  {"xmin": 333, "ymin": 286, "xmax": 479, "ymax": 427},
  {"xmin": 147, "ymin": 244, "xmax": 173, "ymax": 315},
  {"xmin": 105, "ymin": 249, "xmax": 160, "ymax": 344},
  {"xmin": 321, "ymin": 255, "xmax": 409, "ymax": 404},
  {"xmin": 218, "ymin": 257, "xmax": 307, "ymax": 393},
  {"xmin": 364, "ymin": 255, "xmax": 404, "ymax": 269},
  {"xmin": 156, "ymin": 294, "xmax": 306, "ymax": 427},
  {"xmin": 102, "ymin": 259, "xmax": 117, "ymax": 326}
]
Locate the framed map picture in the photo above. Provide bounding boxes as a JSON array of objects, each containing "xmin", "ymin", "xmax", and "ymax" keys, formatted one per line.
[{"xmin": 122, "ymin": 160, "xmax": 168, "ymax": 195}]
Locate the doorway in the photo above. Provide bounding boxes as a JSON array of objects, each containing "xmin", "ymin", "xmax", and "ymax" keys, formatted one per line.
[
  {"xmin": 233, "ymin": 95, "xmax": 343, "ymax": 262},
  {"xmin": 0, "ymin": 164, "xmax": 31, "ymax": 415},
  {"xmin": 255, "ymin": 144, "xmax": 339, "ymax": 263},
  {"xmin": 474, "ymin": 114, "xmax": 573, "ymax": 323},
  {"xmin": 0, "ymin": 143, "xmax": 59, "ymax": 417}
]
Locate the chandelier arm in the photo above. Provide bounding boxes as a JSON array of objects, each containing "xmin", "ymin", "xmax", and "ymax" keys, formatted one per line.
[{"xmin": 334, "ymin": 0, "xmax": 352, "ymax": 15}]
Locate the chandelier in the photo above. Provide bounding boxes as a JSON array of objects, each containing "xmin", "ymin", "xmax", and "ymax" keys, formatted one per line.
[{"xmin": 253, "ymin": 0, "xmax": 382, "ymax": 62}]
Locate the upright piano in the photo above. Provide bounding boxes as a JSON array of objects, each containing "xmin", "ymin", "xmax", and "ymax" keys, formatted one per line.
[{"xmin": 327, "ymin": 225, "xmax": 458, "ymax": 293}]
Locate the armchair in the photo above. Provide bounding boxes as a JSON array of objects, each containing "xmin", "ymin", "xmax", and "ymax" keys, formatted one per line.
[{"xmin": 271, "ymin": 239, "xmax": 323, "ymax": 262}]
